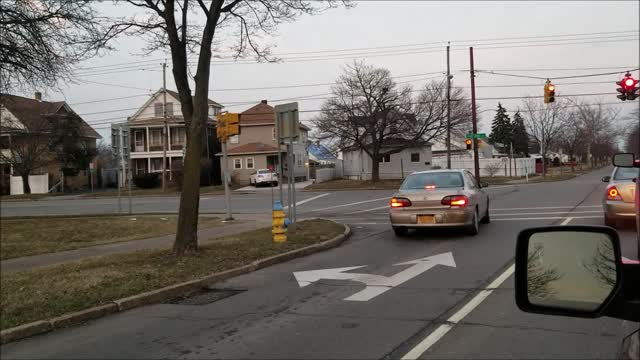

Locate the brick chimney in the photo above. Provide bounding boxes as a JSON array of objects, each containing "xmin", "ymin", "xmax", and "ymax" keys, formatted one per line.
[
  {"xmin": 261, "ymin": 100, "xmax": 268, "ymax": 104},
  {"xmin": 34, "ymin": 91, "xmax": 42, "ymax": 101}
]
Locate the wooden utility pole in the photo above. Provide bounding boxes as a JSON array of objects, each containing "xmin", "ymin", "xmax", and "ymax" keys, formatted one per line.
[
  {"xmin": 446, "ymin": 42, "xmax": 452, "ymax": 170},
  {"xmin": 162, "ymin": 61, "xmax": 168, "ymax": 191},
  {"xmin": 469, "ymin": 47, "xmax": 480, "ymax": 180}
]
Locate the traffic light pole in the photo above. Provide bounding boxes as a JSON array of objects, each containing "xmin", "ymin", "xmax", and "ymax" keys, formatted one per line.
[
  {"xmin": 222, "ymin": 139, "xmax": 233, "ymax": 221},
  {"xmin": 469, "ymin": 47, "xmax": 480, "ymax": 181},
  {"xmin": 446, "ymin": 43, "xmax": 452, "ymax": 170}
]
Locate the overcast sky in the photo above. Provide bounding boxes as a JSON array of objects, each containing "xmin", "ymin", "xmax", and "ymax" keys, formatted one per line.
[{"xmin": 15, "ymin": 1, "xmax": 640, "ymax": 143}]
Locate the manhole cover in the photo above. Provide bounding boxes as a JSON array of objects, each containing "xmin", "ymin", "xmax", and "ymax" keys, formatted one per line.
[{"xmin": 165, "ymin": 288, "xmax": 246, "ymax": 305}]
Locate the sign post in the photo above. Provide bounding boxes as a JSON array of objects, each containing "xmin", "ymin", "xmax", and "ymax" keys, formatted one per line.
[{"xmin": 274, "ymin": 103, "xmax": 299, "ymax": 223}]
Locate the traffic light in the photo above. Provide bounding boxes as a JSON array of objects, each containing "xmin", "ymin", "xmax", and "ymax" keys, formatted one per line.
[
  {"xmin": 544, "ymin": 80, "xmax": 555, "ymax": 103},
  {"xmin": 617, "ymin": 73, "xmax": 639, "ymax": 101},
  {"xmin": 216, "ymin": 113, "xmax": 241, "ymax": 141},
  {"xmin": 465, "ymin": 139, "xmax": 472, "ymax": 150},
  {"xmin": 216, "ymin": 115, "xmax": 227, "ymax": 139}
]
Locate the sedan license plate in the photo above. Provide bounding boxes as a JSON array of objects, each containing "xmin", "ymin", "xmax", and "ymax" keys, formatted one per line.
[{"xmin": 418, "ymin": 215, "xmax": 435, "ymax": 224}]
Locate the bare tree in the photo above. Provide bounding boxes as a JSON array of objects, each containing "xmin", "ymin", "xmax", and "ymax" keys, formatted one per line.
[
  {"xmin": 625, "ymin": 108, "xmax": 639, "ymax": 156},
  {"xmin": 109, "ymin": 0, "xmax": 349, "ymax": 255},
  {"xmin": 557, "ymin": 111, "xmax": 586, "ymax": 168},
  {"xmin": 520, "ymin": 98, "xmax": 567, "ymax": 177},
  {"xmin": 572, "ymin": 100, "xmax": 623, "ymax": 167},
  {"xmin": 484, "ymin": 161, "xmax": 503, "ymax": 177},
  {"xmin": 0, "ymin": 0, "xmax": 115, "ymax": 92},
  {"xmin": 314, "ymin": 61, "xmax": 471, "ymax": 181},
  {"xmin": 0, "ymin": 117, "xmax": 54, "ymax": 194}
]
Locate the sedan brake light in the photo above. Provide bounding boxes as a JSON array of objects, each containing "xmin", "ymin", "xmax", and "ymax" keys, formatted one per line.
[
  {"xmin": 390, "ymin": 197, "xmax": 412, "ymax": 208},
  {"xmin": 442, "ymin": 195, "xmax": 469, "ymax": 207},
  {"xmin": 607, "ymin": 186, "xmax": 622, "ymax": 201}
]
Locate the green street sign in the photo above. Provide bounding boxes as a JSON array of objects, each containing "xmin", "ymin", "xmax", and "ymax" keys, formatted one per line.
[{"xmin": 465, "ymin": 133, "xmax": 487, "ymax": 139}]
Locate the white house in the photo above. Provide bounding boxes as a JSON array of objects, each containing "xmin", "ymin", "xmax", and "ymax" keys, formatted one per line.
[{"xmin": 342, "ymin": 139, "xmax": 433, "ymax": 180}]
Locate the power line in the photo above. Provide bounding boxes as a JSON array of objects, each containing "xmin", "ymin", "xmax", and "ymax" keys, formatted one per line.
[
  {"xmin": 69, "ymin": 94, "xmax": 151, "ymax": 106},
  {"xmin": 477, "ymin": 68, "xmax": 640, "ymax": 81},
  {"xmin": 78, "ymin": 80, "xmax": 155, "ymax": 91}
]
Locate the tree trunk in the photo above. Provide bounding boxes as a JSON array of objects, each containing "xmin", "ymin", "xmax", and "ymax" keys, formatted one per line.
[
  {"xmin": 21, "ymin": 174, "xmax": 31, "ymax": 194},
  {"xmin": 371, "ymin": 154, "xmax": 380, "ymax": 182},
  {"xmin": 173, "ymin": 120, "xmax": 204, "ymax": 255}
]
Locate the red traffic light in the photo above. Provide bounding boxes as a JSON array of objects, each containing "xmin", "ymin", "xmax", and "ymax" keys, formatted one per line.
[
  {"xmin": 465, "ymin": 139, "xmax": 472, "ymax": 145},
  {"xmin": 623, "ymin": 76, "xmax": 637, "ymax": 89},
  {"xmin": 547, "ymin": 84, "xmax": 555, "ymax": 92}
]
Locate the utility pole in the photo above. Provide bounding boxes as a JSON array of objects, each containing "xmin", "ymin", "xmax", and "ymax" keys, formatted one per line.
[
  {"xmin": 161, "ymin": 61, "xmax": 168, "ymax": 192},
  {"xmin": 469, "ymin": 47, "xmax": 480, "ymax": 180},
  {"xmin": 446, "ymin": 42, "xmax": 452, "ymax": 170},
  {"xmin": 221, "ymin": 139, "xmax": 233, "ymax": 221}
]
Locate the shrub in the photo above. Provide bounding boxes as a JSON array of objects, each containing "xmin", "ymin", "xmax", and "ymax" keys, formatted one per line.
[{"xmin": 132, "ymin": 173, "xmax": 160, "ymax": 189}]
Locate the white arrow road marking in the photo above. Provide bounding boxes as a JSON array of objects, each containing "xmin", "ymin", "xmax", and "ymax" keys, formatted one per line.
[
  {"xmin": 284, "ymin": 193, "xmax": 330, "ymax": 210},
  {"xmin": 293, "ymin": 252, "xmax": 456, "ymax": 302}
]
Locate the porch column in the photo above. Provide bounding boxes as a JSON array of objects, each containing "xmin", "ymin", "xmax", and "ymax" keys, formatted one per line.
[
  {"xmin": 146, "ymin": 127, "xmax": 150, "ymax": 152},
  {"xmin": 148, "ymin": 158, "xmax": 151, "ymax": 173},
  {"xmin": 169, "ymin": 157, "xmax": 172, "ymax": 180}
]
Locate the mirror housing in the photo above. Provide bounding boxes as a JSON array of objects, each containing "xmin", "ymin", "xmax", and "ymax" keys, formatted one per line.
[
  {"xmin": 515, "ymin": 226, "xmax": 623, "ymax": 319},
  {"xmin": 601, "ymin": 176, "xmax": 611, "ymax": 183},
  {"xmin": 612, "ymin": 153, "xmax": 636, "ymax": 168}
]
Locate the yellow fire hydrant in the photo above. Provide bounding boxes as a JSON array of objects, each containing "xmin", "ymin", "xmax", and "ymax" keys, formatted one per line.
[{"xmin": 272, "ymin": 200, "xmax": 289, "ymax": 243}]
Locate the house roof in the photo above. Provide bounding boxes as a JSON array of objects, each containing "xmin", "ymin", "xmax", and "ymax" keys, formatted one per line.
[
  {"xmin": 128, "ymin": 88, "xmax": 222, "ymax": 122},
  {"xmin": 308, "ymin": 143, "xmax": 337, "ymax": 161},
  {"xmin": 240, "ymin": 100, "xmax": 310, "ymax": 130},
  {"xmin": 0, "ymin": 93, "xmax": 101, "ymax": 138},
  {"xmin": 225, "ymin": 142, "xmax": 280, "ymax": 155}
]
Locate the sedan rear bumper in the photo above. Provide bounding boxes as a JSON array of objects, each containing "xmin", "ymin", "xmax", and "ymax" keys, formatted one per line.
[
  {"xmin": 389, "ymin": 208, "xmax": 474, "ymax": 227},
  {"xmin": 604, "ymin": 201, "xmax": 636, "ymax": 219}
]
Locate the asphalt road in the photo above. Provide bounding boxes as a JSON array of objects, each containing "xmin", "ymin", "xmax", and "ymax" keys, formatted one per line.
[{"xmin": 2, "ymin": 166, "xmax": 638, "ymax": 359}]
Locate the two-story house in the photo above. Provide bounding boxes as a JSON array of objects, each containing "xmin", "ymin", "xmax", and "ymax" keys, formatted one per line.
[
  {"xmin": 220, "ymin": 100, "xmax": 310, "ymax": 186},
  {"xmin": 0, "ymin": 92, "xmax": 101, "ymax": 194},
  {"xmin": 126, "ymin": 88, "xmax": 223, "ymax": 185}
]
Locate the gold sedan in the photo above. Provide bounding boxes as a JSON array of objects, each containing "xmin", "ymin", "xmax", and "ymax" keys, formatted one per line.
[
  {"xmin": 602, "ymin": 166, "xmax": 638, "ymax": 228},
  {"xmin": 389, "ymin": 170, "xmax": 490, "ymax": 237}
]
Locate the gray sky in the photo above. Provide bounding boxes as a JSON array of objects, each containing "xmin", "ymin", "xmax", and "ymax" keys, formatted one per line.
[{"xmin": 15, "ymin": 1, "xmax": 640, "ymax": 143}]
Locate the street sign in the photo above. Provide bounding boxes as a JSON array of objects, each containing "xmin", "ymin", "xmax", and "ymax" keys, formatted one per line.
[
  {"xmin": 465, "ymin": 133, "xmax": 487, "ymax": 140},
  {"xmin": 275, "ymin": 102, "xmax": 299, "ymax": 140},
  {"xmin": 111, "ymin": 124, "xmax": 129, "ymax": 161},
  {"xmin": 293, "ymin": 252, "xmax": 456, "ymax": 301}
]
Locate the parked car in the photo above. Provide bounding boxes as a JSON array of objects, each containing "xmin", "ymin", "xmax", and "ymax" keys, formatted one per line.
[
  {"xmin": 602, "ymin": 166, "xmax": 639, "ymax": 228},
  {"xmin": 388, "ymin": 169, "xmax": 490, "ymax": 237},
  {"xmin": 249, "ymin": 169, "xmax": 278, "ymax": 187}
]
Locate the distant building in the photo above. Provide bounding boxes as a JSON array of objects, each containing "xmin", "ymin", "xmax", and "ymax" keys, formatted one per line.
[
  {"xmin": 342, "ymin": 139, "xmax": 432, "ymax": 180},
  {"xmin": 308, "ymin": 142, "xmax": 337, "ymax": 165}
]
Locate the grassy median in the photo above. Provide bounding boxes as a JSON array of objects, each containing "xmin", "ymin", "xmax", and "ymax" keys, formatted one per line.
[
  {"xmin": 0, "ymin": 216, "xmax": 222, "ymax": 260},
  {"xmin": 0, "ymin": 219, "xmax": 344, "ymax": 330}
]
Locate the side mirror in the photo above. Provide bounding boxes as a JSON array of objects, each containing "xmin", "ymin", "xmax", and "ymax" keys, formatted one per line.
[
  {"xmin": 612, "ymin": 153, "xmax": 635, "ymax": 167},
  {"xmin": 480, "ymin": 182, "xmax": 489, "ymax": 188},
  {"xmin": 601, "ymin": 176, "xmax": 611, "ymax": 183},
  {"xmin": 515, "ymin": 226, "xmax": 622, "ymax": 318}
]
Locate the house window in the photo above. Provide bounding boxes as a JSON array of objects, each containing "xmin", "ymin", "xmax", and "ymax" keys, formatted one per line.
[
  {"xmin": 154, "ymin": 103, "xmax": 173, "ymax": 117},
  {"xmin": 150, "ymin": 128, "xmax": 163, "ymax": 147},
  {"xmin": 411, "ymin": 153, "xmax": 420, "ymax": 162},
  {"xmin": 171, "ymin": 127, "xmax": 186, "ymax": 145},
  {"xmin": 246, "ymin": 157, "xmax": 254, "ymax": 169},
  {"xmin": 272, "ymin": 127, "xmax": 276, "ymax": 141},
  {"xmin": 380, "ymin": 154, "xmax": 391, "ymax": 163},
  {"xmin": 134, "ymin": 130, "xmax": 144, "ymax": 152},
  {"xmin": 150, "ymin": 158, "xmax": 163, "ymax": 172},
  {"xmin": 229, "ymin": 135, "xmax": 239, "ymax": 144},
  {"xmin": 234, "ymin": 158, "xmax": 242, "ymax": 169}
]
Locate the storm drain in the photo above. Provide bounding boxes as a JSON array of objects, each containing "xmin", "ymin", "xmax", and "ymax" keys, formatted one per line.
[{"xmin": 165, "ymin": 288, "xmax": 246, "ymax": 305}]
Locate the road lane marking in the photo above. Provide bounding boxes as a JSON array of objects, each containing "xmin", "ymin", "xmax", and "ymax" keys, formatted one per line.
[
  {"xmin": 492, "ymin": 210, "xmax": 602, "ymax": 216},
  {"xmin": 305, "ymin": 197, "xmax": 389, "ymax": 212},
  {"xmin": 492, "ymin": 205, "xmax": 600, "ymax": 211},
  {"xmin": 285, "ymin": 193, "xmax": 330, "ymax": 210},
  {"xmin": 401, "ymin": 216, "xmax": 574, "ymax": 360},
  {"xmin": 346, "ymin": 205, "xmax": 389, "ymax": 214}
]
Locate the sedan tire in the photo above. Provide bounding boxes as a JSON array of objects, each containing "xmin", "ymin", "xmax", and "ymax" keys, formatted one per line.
[
  {"xmin": 393, "ymin": 226, "xmax": 409, "ymax": 237},
  {"xmin": 604, "ymin": 214, "xmax": 617, "ymax": 228},
  {"xmin": 480, "ymin": 201, "xmax": 491, "ymax": 224},
  {"xmin": 466, "ymin": 208, "xmax": 480, "ymax": 236}
]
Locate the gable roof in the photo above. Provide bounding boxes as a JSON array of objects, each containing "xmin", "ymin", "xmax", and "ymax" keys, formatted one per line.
[
  {"xmin": 128, "ymin": 88, "xmax": 222, "ymax": 121},
  {"xmin": 308, "ymin": 143, "xmax": 337, "ymax": 161},
  {"xmin": 342, "ymin": 138, "xmax": 432, "ymax": 152},
  {"xmin": 240, "ymin": 100, "xmax": 310, "ymax": 131},
  {"xmin": 0, "ymin": 94, "xmax": 101, "ymax": 138}
]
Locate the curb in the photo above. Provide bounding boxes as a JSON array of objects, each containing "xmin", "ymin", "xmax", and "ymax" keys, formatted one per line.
[{"xmin": 0, "ymin": 222, "xmax": 351, "ymax": 345}]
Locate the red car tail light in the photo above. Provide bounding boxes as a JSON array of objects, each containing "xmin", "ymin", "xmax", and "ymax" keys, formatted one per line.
[
  {"xmin": 607, "ymin": 186, "xmax": 622, "ymax": 201},
  {"xmin": 390, "ymin": 197, "xmax": 412, "ymax": 208},
  {"xmin": 442, "ymin": 195, "xmax": 469, "ymax": 207}
]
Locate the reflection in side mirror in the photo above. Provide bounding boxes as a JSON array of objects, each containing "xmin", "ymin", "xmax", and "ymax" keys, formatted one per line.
[
  {"xmin": 515, "ymin": 226, "xmax": 622, "ymax": 318},
  {"xmin": 601, "ymin": 176, "xmax": 611, "ymax": 183},
  {"xmin": 480, "ymin": 182, "xmax": 489, "ymax": 188},
  {"xmin": 612, "ymin": 153, "xmax": 635, "ymax": 167}
]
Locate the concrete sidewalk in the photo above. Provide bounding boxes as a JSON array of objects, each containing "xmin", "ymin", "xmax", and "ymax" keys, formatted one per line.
[{"xmin": 1, "ymin": 213, "xmax": 272, "ymax": 273}]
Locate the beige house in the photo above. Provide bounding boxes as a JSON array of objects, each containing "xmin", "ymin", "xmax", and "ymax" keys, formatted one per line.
[
  {"xmin": 220, "ymin": 100, "xmax": 309, "ymax": 186},
  {"xmin": 126, "ymin": 89, "xmax": 223, "ymax": 184}
]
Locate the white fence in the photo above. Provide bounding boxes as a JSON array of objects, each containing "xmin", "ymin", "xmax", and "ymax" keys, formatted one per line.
[
  {"xmin": 431, "ymin": 157, "xmax": 536, "ymax": 177},
  {"xmin": 10, "ymin": 174, "xmax": 49, "ymax": 195},
  {"xmin": 315, "ymin": 168, "xmax": 336, "ymax": 183}
]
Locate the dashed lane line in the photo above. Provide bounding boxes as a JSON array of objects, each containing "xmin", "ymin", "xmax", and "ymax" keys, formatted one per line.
[{"xmin": 304, "ymin": 197, "xmax": 390, "ymax": 212}]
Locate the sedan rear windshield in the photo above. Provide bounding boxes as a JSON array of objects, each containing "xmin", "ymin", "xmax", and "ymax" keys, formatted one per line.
[
  {"xmin": 613, "ymin": 167, "xmax": 639, "ymax": 180},
  {"xmin": 400, "ymin": 172, "xmax": 464, "ymax": 190},
  {"xmin": 257, "ymin": 170, "xmax": 271, "ymax": 174}
]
